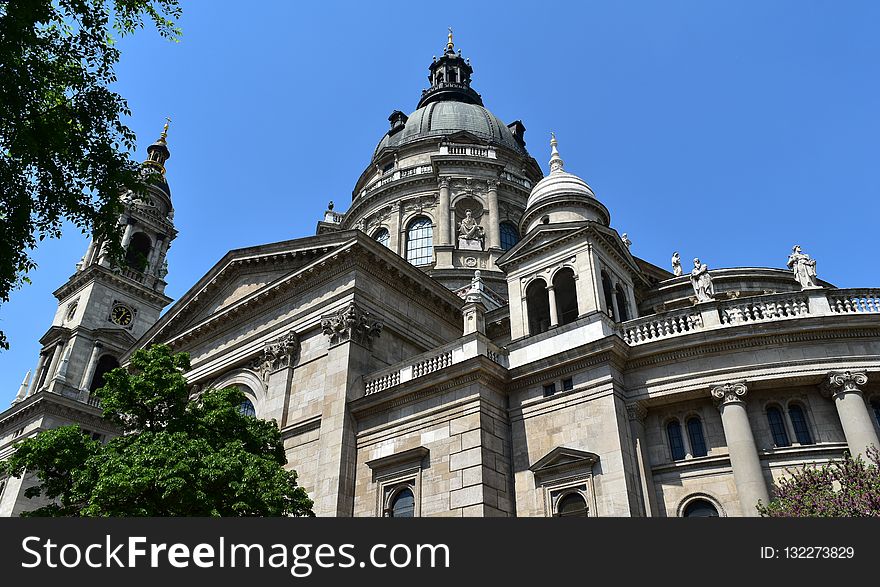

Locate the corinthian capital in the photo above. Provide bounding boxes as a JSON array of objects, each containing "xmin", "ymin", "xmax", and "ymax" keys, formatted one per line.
[
  {"xmin": 321, "ymin": 302, "xmax": 383, "ymax": 348},
  {"xmin": 711, "ymin": 381, "xmax": 748, "ymax": 407},
  {"xmin": 821, "ymin": 370, "xmax": 868, "ymax": 399},
  {"xmin": 626, "ymin": 401, "xmax": 647, "ymax": 423},
  {"xmin": 486, "ymin": 179, "xmax": 499, "ymax": 191},
  {"xmin": 438, "ymin": 177, "xmax": 451, "ymax": 189}
]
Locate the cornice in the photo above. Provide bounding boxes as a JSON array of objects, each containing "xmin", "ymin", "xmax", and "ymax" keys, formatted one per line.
[{"xmin": 54, "ymin": 264, "xmax": 172, "ymax": 307}]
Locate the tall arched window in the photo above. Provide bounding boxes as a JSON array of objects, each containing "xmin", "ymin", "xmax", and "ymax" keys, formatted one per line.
[
  {"xmin": 239, "ymin": 398, "xmax": 256, "ymax": 418},
  {"xmin": 500, "ymin": 222, "xmax": 519, "ymax": 251},
  {"xmin": 526, "ymin": 279, "xmax": 551, "ymax": 335},
  {"xmin": 388, "ymin": 487, "xmax": 414, "ymax": 517},
  {"xmin": 89, "ymin": 355, "xmax": 120, "ymax": 393},
  {"xmin": 373, "ymin": 228, "xmax": 390, "ymax": 248},
  {"xmin": 552, "ymin": 268, "xmax": 579, "ymax": 325},
  {"xmin": 601, "ymin": 271, "xmax": 615, "ymax": 320},
  {"xmin": 872, "ymin": 399, "xmax": 880, "ymax": 429},
  {"xmin": 766, "ymin": 406, "xmax": 790, "ymax": 447},
  {"xmin": 125, "ymin": 232, "xmax": 152, "ymax": 271},
  {"xmin": 667, "ymin": 420, "xmax": 686, "ymax": 461},
  {"xmin": 405, "ymin": 217, "xmax": 433, "ymax": 265},
  {"xmin": 686, "ymin": 417, "xmax": 708, "ymax": 457},
  {"xmin": 788, "ymin": 404, "xmax": 813, "ymax": 445},
  {"xmin": 683, "ymin": 499, "xmax": 719, "ymax": 517},
  {"xmin": 555, "ymin": 492, "xmax": 588, "ymax": 517},
  {"xmin": 615, "ymin": 285, "xmax": 630, "ymax": 322}
]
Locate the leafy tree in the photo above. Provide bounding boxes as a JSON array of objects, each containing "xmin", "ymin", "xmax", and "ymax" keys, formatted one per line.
[
  {"xmin": 758, "ymin": 447, "xmax": 880, "ymax": 517},
  {"xmin": 0, "ymin": 0, "xmax": 181, "ymax": 350},
  {"xmin": 1, "ymin": 344, "xmax": 315, "ymax": 517}
]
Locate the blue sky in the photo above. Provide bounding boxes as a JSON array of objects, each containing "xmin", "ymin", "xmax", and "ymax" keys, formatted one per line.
[{"xmin": 2, "ymin": 1, "xmax": 879, "ymax": 405}]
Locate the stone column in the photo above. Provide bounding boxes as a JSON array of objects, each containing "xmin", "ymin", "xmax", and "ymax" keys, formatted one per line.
[
  {"xmin": 40, "ymin": 342, "xmax": 65, "ymax": 392},
  {"xmin": 627, "ymin": 402, "xmax": 657, "ymax": 517},
  {"xmin": 79, "ymin": 342, "xmax": 104, "ymax": 393},
  {"xmin": 486, "ymin": 180, "xmax": 501, "ymax": 249},
  {"xmin": 438, "ymin": 178, "xmax": 451, "ymax": 246},
  {"xmin": 147, "ymin": 235, "xmax": 164, "ymax": 274},
  {"xmin": 711, "ymin": 382, "xmax": 770, "ymax": 516},
  {"xmin": 120, "ymin": 219, "xmax": 136, "ymax": 249},
  {"xmin": 82, "ymin": 239, "xmax": 97, "ymax": 267},
  {"xmin": 26, "ymin": 352, "xmax": 48, "ymax": 396},
  {"xmin": 49, "ymin": 337, "xmax": 75, "ymax": 391},
  {"xmin": 821, "ymin": 371, "xmax": 879, "ymax": 459},
  {"xmin": 547, "ymin": 285, "xmax": 559, "ymax": 327},
  {"xmin": 13, "ymin": 371, "xmax": 31, "ymax": 404},
  {"xmin": 610, "ymin": 281, "xmax": 621, "ymax": 322}
]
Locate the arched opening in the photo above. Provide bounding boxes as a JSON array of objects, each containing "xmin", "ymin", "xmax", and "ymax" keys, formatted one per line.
[
  {"xmin": 553, "ymin": 268, "xmax": 579, "ymax": 326},
  {"xmin": 372, "ymin": 228, "xmax": 390, "ymax": 248},
  {"xmin": 615, "ymin": 285, "xmax": 630, "ymax": 322},
  {"xmin": 388, "ymin": 487, "xmax": 414, "ymax": 518},
  {"xmin": 238, "ymin": 398, "xmax": 256, "ymax": 418},
  {"xmin": 89, "ymin": 355, "xmax": 120, "ymax": 393},
  {"xmin": 555, "ymin": 492, "xmax": 588, "ymax": 517},
  {"xmin": 667, "ymin": 420, "xmax": 686, "ymax": 461},
  {"xmin": 682, "ymin": 499, "xmax": 719, "ymax": 517},
  {"xmin": 871, "ymin": 398, "xmax": 880, "ymax": 429},
  {"xmin": 526, "ymin": 279, "xmax": 551, "ymax": 335},
  {"xmin": 500, "ymin": 222, "xmax": 519, "ymax": 251},
  {"xmin": 766, "ymin": 406, "xmax": 790, "ymax": 447},
  {"xmin": 601, "ymin": 271, "xmax": 615, "ymax": 320},
  {"xmin": 125, "ymin": 232, "xmax": 152, "ymax": 271},
  {"xmin": 449, "ymin": 69, "xmax": 458, "ymax": 83},
  {"xmin": 788, "ymin": 404, "xmax": 813, "ymax": 445},
  {"xmin": 686, "ymin": 417, "xmax": 708, "ymax": 457},
  {"xmin": 405, "ymin": 217, "xmax": 433, "ymax": 266}
]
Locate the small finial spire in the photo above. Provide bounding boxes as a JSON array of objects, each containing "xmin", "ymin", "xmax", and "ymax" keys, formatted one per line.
[
  {"xmin": 447, "ymin": 27, "xmax": 454, "ymax": 52},
  {"xmin": 549, "ymin": 132, "xmax": 565, "ymax": 172},
  {"xmin": 161, "ymin": 116, "xmax": 171, "ymax": 139},
  {"xmin": 144, "ymin": 117, "xmax": 172, "ymax": 174}
]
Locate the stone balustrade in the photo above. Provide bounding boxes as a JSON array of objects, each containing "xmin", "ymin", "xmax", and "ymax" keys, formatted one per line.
[
  {"xmin": 828, "ymin": 288, "xmax": 880, "ymax": 314},
  {"xmin": 619, "ymin": 288, "xmax": 876, "ymax": 347},
  {"xmin": 363, "ymin": 333, "xmax": 507, "ymax": 396},
  {"xmin": 363, "ymin": 164, "xmax": 435, "ymax": 196},
  {"xmin": 718, "ymin": 292, "xmax": 809, "ymax": 325},
  {"xmin": 619, "ymin": 308, "xmax": 704, "ymax": 345},
  {"xmin": 438, "ymin": 144, "xmax": 497, "ymax": 159},
  {"xmin": 500, "ymin": 171, "xmax": 532, "ymax": 189}
]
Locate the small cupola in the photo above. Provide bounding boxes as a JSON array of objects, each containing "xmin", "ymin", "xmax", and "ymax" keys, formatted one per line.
[
  {"xmin": 520, "ymin": 134, "xmax": 609, "ymax": 234},
  {"xmin": 417, "ymin": 29, "xmax": 482, "ymax": 109}
]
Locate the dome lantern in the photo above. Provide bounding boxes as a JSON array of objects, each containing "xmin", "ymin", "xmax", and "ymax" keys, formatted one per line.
[{"xmin": 417, "ymin": 29, "xmax": 482, "ymax": 109}]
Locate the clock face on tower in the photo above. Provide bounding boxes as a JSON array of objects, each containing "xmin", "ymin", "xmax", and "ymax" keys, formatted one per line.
[{"xmin": 110, "ymin": 304, "xmax": 134, "ymax": 326}]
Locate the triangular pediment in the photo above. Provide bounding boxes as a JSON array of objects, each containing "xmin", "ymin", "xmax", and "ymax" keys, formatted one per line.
[
  {"xmin": 529, "ymin": 446, "xmax": 600, "ymax": 475},
  {"xmin": 139, "ymin": 232, "xmax": 358, "ymax": 348},
  {"xmin": 496, "ymin": 222, "xmax": 587, "ymax": 268},
  {"xmin": 446, "ymin": 130, "xmax": 487, "ymax": 145}
]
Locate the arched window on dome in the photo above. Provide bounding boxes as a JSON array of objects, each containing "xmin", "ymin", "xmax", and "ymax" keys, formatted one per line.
[
  {"xmin": 406, "ymin": 217, "xmax": 433, "ymax": 266},
  {"xmin": 766, "ymin": 406, "xmax": 790, "ymax": 447},
  {"xmin": 686, "ymin": 417, "xmax": 708, "ymax": 457},
  {"xmin": 788, "ymin": 404, "xmax": 813, "ymax": 445},
  {"xmin": 553, "ymin": 268, "xmax": 579, "ymax": 326},
  {"xmin": 601, "ymin": 271, "xmax": 615, "ymax": 320},
  {"xmin": 526, "ymin": 279, "xmax": 551, "ymax": 335},
  {"xmin": 667, "ymin": 420, "xmax": 686, "ymax": 461},
  {"xmin": 125, "ymin": 232, "xmax": 152, "ymax": 272},
  {"xmin": 373, "ymin": 228, "xmax": 390, "ymax": 249},
  {"xmin": 500, "ymin": 222, "xmax": 519, "ymax": 251}
]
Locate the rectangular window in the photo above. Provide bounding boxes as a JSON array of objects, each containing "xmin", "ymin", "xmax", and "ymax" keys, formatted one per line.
[
  {"xmin": 562, "ymin": 378, "xmax": 574, "ymax": 392},
  {"xmin": 543, "ymin": 383, "xmax": 556, "ymax": 397}
]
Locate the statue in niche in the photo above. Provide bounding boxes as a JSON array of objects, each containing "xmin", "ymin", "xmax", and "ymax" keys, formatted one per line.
[
  {"xmin": 457, "ymin": 209, "xmax": 484, "ymax": 251},
  {"xmin": 690, "ymin": 258, "xmax": 715, "ymax": 303},
  {"xmin": 671, "ymin": 251, "xmax": 682, "ymax": 277},
  {"xmin": 787, "ymin": 245, "xmax": 820, "ymax": 289}
]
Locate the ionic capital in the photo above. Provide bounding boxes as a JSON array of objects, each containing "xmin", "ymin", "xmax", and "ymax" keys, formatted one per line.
[
  {"xmin": 821, "ymin": 370, "xmax": 868, "ymax": 399},
  {"xmin": 711, "ymin": 381, "xmax": 748, "ymax": 407}
]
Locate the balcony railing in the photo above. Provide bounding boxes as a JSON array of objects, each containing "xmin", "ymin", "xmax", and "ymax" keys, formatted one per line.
[
  {"xmin": 619, "ymin": 307, "xmax": 704, "ymax": 345},
  {"xmin": 828, "ymin": 288, "xmax": 880, "ymax": 314}
]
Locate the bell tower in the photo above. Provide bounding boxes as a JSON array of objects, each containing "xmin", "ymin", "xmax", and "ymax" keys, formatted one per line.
[{"xmin": 11, "ymin": 122, "xmax": 178, "ymax": 405}]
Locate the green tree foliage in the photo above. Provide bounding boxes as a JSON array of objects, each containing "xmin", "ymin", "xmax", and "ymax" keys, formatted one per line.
[
  {"xmin": 1, "ymin": 345, "xmax": 315, "ymax": 517},
  {"xmin": 758, "ymin": 447, "xmax": 880, "ymax": 517},
  {"xmin": 0, "ymin": 0, "xmax": 181, "ymax": 350}
]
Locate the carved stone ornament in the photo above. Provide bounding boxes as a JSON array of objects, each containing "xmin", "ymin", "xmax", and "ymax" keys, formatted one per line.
[
  {"xmin": 321, "ymin": 302, "xmax": 383, "ymax": 347},
  {"xmin": 251, "ymin": 330, "xmax": 300, "ymax": 382},
  {"xmin": 821, "ymin": 370, "xmax": 868, "ymax": 399},
  {"xmin": 710, "ymin": 381, "xmax": 748, "ymax": 406},
  {"xmin": 626, "ymin": 401, "xmax": 647, "ymax": 423}
]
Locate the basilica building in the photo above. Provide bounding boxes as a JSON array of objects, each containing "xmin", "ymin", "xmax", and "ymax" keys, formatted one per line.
[{"xmin": 2, "ymin": 35, "xmax": 880, "ymax": 518}]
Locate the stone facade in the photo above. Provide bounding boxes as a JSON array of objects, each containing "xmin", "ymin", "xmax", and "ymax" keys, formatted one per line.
[{"xmin": 3, "ymin": 39, "xmax": 880, "ymax": 518}]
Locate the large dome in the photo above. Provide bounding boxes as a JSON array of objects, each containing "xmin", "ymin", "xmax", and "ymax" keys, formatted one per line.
[{"xmin": 373, "ymin": 101, "xmax": 526, "ymax": 159}]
